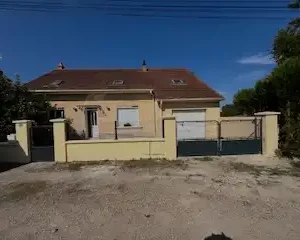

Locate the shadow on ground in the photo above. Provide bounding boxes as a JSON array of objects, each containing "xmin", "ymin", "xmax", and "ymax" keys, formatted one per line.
[
  {"xmin": 204, "ymin": 233, "xmax": 232, "ymax": 240},
  {"xmin": 0, "ymin": 163, "xmax": 26, "ymax": 173}
]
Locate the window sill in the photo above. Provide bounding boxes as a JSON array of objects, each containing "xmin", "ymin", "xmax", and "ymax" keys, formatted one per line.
[{"xmin": 117, "ymin": 126, "xmax": 143, "ymax": 130}]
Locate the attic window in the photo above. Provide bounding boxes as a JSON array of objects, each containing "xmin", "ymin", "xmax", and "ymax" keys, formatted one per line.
[
  {"xmin": 172, "ymin": 79, "xmax": 185, "ymax": 85},
  {"xmin": 49, "ymin": 80, "xmax": 64, "ymax": 87},
  {"xmin": 111, "ymin": 80, "xmax": 124, "ymax": 85}
]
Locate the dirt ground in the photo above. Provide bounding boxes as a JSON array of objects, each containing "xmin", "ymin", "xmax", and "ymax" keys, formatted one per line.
[{"xmin": 0, "ymin": 156, "xmax": 300, "ymax": 240}]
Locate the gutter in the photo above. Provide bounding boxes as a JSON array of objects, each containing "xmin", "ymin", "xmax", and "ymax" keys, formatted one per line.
[
  {"xmin": 30, "ymin": 89, "xmax": 154, "ymax": 94},
  {"xmin": 159, "ymin": 97, "xmax": 224, "ymax": 103}
]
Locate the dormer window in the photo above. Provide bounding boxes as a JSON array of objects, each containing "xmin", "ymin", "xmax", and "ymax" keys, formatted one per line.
[
  {"xmin": 111, "ymin": 80, "xmax": 124, "ymax": 85},
  {"xmin": 45, "ymin": 80, "xmax": 64, "ymax": 88},
  {"xmin": 172, "ymin": 79, "xmax": 185, "ymax": 85}
]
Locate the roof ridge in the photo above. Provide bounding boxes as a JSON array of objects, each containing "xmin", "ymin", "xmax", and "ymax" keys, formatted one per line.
[{"xmin": 51, "ymin": 68, "xmax": 188, "ymax": 72}]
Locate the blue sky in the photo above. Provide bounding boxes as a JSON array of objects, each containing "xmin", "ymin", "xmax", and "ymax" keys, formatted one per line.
[{"xmin": 0, "ymin": 1, "xmax": 297, "ymax": 103}]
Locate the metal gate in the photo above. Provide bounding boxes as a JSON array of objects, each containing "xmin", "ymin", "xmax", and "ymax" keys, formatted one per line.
[
  {"xmin": 220, "ymin": 118, "xmax": 262, "ymax": 155},
  {"xmin": 176, "ymin": 118, "xmax": 262, "ymax": 157},
  {"xmin": 31, "ymin": 125, "xmax": 54, "ymax": 162},
  {"xmin": 177, "ymin": 120, "xmax": 220, "ymax": 156}
]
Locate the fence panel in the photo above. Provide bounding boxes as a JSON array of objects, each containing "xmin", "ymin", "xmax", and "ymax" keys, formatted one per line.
[
  {"xmin": 176, "ymin": 120, "xmax": 220, "ymax": 157},
  {"xmin": 220, "ymin": 118, "xmax": 262, "ymax": 155}
]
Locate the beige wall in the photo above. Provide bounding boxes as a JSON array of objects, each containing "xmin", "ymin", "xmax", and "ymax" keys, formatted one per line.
[
  {"xmin": 48, "ymin": 94, "xmax": 221, "ymax": 139},
  {"xmin": 0, "ymin": 120, "xmax": 32, "ymax": 163},
  {"xmin": 161, "ymin": 101, "xmax": 221, "ymax": 139},
  {"xmin": 220, "ymin": 116, "xmax": 262, "ymax": 139},
  {"xmin": 66, "ymin": 139, "xmax": 165, "ymax": 161},
  {"xmin": 48, "ymin": 93, "xmax": 159, "ymax": 138},
  {"xmin": 51, "ymin": 117, "xmax": 177, "ymax": 162}
]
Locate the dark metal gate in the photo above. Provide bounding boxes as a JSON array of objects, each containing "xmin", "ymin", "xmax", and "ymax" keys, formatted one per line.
[
  {"xmin": 177, "ymin": 120, "xmax": 220, "ymax": 157},
  {"xmin": 31, "ymin": 124, "xmax": 54, "ymax": 162},
  {"xmin": 220, "ymin": 118, "xmax": 262, "ymax": 155},
  {"xmin": 176, "ymin": 118, "xmax": 262, "ymax": 157}
]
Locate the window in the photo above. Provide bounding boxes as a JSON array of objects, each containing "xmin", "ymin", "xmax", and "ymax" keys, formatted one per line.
[
  {"xmin": 172, "ymin": 79, "xmax": 185, "ymax": 85},
  {"xmin": 117, "ymin": 107, "xmax": 139, "ymax": 127},
  {"xmin": 50, "ymin": 108, "xmax": 65, "ymax": 119},
  {"xmin": 49, "ymin": 80, "xmax": 64, "ymax": 87},
  {"xmin": 111, "ymin": 80, "xmax": 124, "ymax": 85}
]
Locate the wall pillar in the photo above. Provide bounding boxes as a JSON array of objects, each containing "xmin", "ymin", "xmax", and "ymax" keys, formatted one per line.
[
  {"xmin": 50, "ymin": 119, "xmax": 67, "ymax": 163},
  {"xmin": 12, "ymin": 120, "xmax": 32, "ymax": 163},
  {"xmin": 163, "ymin": 116, "xmax": 177, "ymax": 160},
  {"xmin": 254, "ymin": 111, "xmax": 281, "ymax": 156}
]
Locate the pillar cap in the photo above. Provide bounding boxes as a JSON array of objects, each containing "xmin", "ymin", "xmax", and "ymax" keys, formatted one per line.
[
  {"xmin": 12, "ymin": 120, "xmax": 33, "ymax": 124},
  {"xmin": 50, "ymin": 118, "xmax": 67, "ymax": 123},
  {"xmin": 163, "ymin": 116, "xmax": 176, "ymax": 120},
  {"xmin": 254, "ymin": 111, "xmax": 281, "ymax": 116}
]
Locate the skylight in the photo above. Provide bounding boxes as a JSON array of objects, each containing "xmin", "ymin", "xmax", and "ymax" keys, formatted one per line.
[
  {"xmin": 172, "ymin": 79, "xmax": 185, "ymax": 85},
  {"xmin": 49, "ymin": 80, "xmax": 64, "ymax": 86},
  {"xmin": 111, "ymin": 80, "xmax": 124, "ymax": 85}
]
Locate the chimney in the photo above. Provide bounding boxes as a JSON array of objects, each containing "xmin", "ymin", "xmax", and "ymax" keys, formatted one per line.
[
  {"xmin": 57, "ymin": 62, "xmax": 65, "ymax": 70},
  {"xmin": 142, "ymin": 60, "xmax": 148, "ymax": 72}
]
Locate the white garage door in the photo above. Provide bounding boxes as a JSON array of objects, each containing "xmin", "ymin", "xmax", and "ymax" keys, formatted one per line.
[{"xmin": 173, "ymin": 110, "xmax": 206, "ymax": 140}]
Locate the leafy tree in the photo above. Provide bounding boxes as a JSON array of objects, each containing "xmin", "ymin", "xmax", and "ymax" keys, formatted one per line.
[
  {"xmin": 221, "ymin": 104, "xmax": 240, "ymax": 117},
  {"xmin": 232, "ymin": 88, "xmax": 256, "ymax": 115},
  {"xmin": 0, "ymin": 70, "xmax": 51, "ymax": 141},
  {"xmin": 273, "ymin": 19, "xmax": 300, "ymax": 63}
]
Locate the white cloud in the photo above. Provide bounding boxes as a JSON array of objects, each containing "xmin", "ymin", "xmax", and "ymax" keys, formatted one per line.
[
  {"xmin": 237, "ymin": 53, "xmax": 275, "ymax": 65},
  {"xmin": 235, "ymin": 70, "xmax": 268, "ymax": 82}
]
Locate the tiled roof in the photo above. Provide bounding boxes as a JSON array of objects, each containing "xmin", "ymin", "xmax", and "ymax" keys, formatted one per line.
[{"xmin": 26, "ymin": 68, "xmax": 223, "ymax": 100}]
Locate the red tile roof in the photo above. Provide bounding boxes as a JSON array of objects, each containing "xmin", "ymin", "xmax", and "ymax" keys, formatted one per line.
[{"xmin": 26, "ymin": 68, "xmax": 223, "ymax": 100}]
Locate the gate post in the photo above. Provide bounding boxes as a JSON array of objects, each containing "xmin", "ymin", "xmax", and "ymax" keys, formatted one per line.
[
  {"xmin": 50, "ymin": 118, "xmax": 67, "ymax": 163},
  {"xmin": 163, "ymin": 116, "xmax": 177, "ymax": 160},
  {"xmin": 254, "ymin": 111, "xmax": 281, "ymax": 156},
  {"xmin": 12, "ymin": 120, "xmax": 33, "ymax": 163}
]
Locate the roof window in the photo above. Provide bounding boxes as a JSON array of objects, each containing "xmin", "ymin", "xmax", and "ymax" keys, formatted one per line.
[
  {"xmin": 172, "ymin": 79, "xmax": 185, "ymax": 85},
  {"xmin": 111, "ymin": 80, "xmax": 124, "ymax": 85},
  {"xmin": 49, "ymin": 80, "xmax": 64, "ymax": 87}
]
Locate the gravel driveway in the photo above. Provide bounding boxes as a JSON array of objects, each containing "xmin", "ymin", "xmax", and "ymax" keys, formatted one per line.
[{"xmin": 0, "ymin": 156, "xmax": 300, "ymax": 240}]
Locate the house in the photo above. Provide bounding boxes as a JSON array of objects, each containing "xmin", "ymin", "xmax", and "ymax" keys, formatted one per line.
[{"xmin": 26, "ymin": 61, "xmax": 223, "ymax": 140}]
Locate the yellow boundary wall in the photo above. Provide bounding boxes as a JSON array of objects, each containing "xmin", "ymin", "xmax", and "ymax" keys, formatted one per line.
[{"xmin": 50, "ymin": 116, "xmax": 176, "ymax": 162}]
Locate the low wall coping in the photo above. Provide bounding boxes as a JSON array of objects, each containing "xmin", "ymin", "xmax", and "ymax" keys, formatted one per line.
[
  {"xmin": 163, "ymin": 116, "xmax": 176, "ymax": 120},
  {"xmin": 12, "ymin": 120, "xmax": 33, "ymax": 124},
  {"xmin": 66, "ymin": 138, "xmax": 165, "ymax": 145},
  {"xmin": 50, "ymin": 118, "xmax": 67, "ymax": 123},
  {"xmin": 254, "ymin": 111, "xmax": 281, "ymax": 116}
]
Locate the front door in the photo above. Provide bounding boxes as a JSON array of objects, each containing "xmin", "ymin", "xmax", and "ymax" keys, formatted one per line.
[{"xmin": 87, "ymin": 109, "xmax": 99, "ymax": 138}]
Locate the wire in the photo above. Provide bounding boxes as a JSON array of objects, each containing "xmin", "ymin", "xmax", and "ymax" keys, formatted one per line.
[{"xmin": 0, "ymin": 0, "xmax": 297, "ymax": 20}]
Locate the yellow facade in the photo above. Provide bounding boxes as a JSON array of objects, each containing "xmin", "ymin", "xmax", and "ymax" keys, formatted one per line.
[
  {"xmin": 161, "ymin": 101, "xmax": 220, "ymax": 139},
  {"xmin": 47, "ymin": 93, "xmax": 221, "ymax": 139}
]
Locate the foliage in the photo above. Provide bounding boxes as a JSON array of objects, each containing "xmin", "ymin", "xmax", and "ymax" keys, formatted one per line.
[
  {"xmin": 273, "ymin": 19, "xmax": 300, "ymax": 64},
  {"xmin": 225, "ymin": 13, "xmax": 300, "ymax": 156},
  {"xmin": 0, "ymin": 71, "xmax": 51, "ymax": 141},
  {"xmin": 221, "ymin": 104, "xmax": 240, "ymax": 117},
  {"xmin": 232, "ymin": 88, "xmax": 257, "ymax": 115}
]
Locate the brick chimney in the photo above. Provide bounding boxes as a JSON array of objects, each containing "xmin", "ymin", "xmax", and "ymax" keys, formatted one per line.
[
  {"xmin": 142, "ymin": 60, "xmax": 148, "ymax": 72},
  {"xmin": 57, "ymin": 62, "xmax": 65, "ymax": 70}
]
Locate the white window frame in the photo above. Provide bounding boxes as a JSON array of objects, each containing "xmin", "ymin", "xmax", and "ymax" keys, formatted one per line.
[{"xmin": 117, "ymin": 107, "xmax": 140, "ymax": 128}]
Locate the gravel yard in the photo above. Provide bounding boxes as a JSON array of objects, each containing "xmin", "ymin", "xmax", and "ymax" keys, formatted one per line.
[{"xmin": 0, "ymin": 156, "xmax": 300, "ymax": 240}]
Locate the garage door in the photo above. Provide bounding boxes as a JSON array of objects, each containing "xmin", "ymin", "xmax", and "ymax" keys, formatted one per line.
[{"xmin": 173, "ymin": 110, "xmax": 206, "ymax": 140}]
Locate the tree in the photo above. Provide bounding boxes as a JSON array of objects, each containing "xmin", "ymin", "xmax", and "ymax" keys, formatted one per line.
[
  {"xmin": 232, "ymin": 88, "xmax": 256, "ymax": 115},
  {"xmin": 273, "ymin": 19, "xmax": 300, "ymax": 63},
  {"xmin": 0, "ymin": 71, "xmax": 51, "ymax": 141},
  {"xmin": 221, "ymin": 104, "xmax": 240, "ymax": 117}
]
